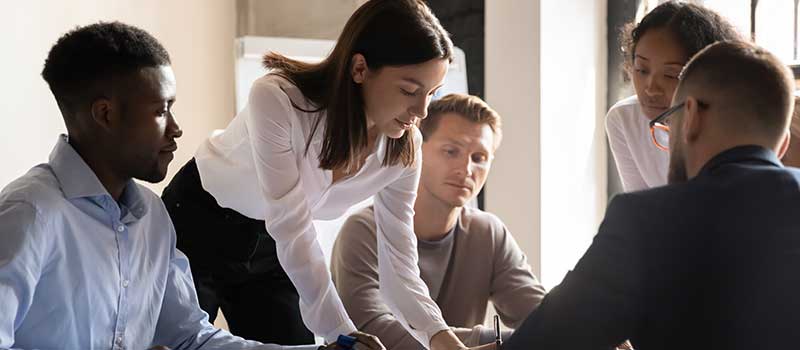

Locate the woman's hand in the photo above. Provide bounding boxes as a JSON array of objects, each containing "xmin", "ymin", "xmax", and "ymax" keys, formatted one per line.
[
  {"xmin": 430, "ymin": 329, "xmax": 502, "ymax": 350},
  {"xmin": 320, "ymin": 331, "xmax": 385, "ymax": 350},
  {"xmin": 349, "ymin": 331, "xmax": 385, "ymax": 350},
  {"xmin": 616, "ymin": 340, "xmax": 634, "ymax": 350}
]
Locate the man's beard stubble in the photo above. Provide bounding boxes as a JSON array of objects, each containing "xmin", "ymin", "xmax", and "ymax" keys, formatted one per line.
[{"xmin": 667, "ymin": 145, "xmax": 689, "ymax": 184}]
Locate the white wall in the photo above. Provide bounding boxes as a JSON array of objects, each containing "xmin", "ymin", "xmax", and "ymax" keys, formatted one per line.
[
  {"xmin": 0, "ymin": 0, "xmax": 237, "ymax": 194},
  {"xmin": 540, "ymin": 0, "xmax": 608, "ymax": 289},
  {"xmin": 485, "ymin": 0, "xmax": 608, "ymax": 289}
]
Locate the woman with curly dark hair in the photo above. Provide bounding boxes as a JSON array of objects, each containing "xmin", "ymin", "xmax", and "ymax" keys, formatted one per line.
[{"xmin": 606, "ymin": 1, "xmax": 742, "ymax": 191}]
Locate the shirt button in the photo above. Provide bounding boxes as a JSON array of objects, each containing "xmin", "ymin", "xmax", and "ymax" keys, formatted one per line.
[
  {"xmin": 122, "ymin": 280, "xmax": 129, "ymax": 288},
  {"xmin": 116, "ymin": 336, "xmax": 123, "ymax": 344},
  {"xmin": 116, "ymin": 225, "xmax": 125, "ymax": 232}
]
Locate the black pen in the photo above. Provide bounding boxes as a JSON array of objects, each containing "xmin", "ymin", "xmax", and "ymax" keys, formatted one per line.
[{"xmin": 494, "ymin": 315, "xmax": 502, "ymax": 347}]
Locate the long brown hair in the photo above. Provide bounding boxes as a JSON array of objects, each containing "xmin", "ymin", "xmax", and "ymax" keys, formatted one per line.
[{"xmin": 263, "ymin": 0, "xmax": 453, "ymax": 171}]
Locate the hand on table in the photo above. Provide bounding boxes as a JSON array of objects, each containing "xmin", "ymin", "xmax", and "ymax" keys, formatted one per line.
[
  {"xmin": 616, "ymin": 340, "xmax": 634, "ymax": 350},
  {"xmin": 320, "ymin": 331, "xmax": 385, "ymax": 350},
  {"xmin": 431, "ymin": 329, "xmax": 501, "ymax": 350}
]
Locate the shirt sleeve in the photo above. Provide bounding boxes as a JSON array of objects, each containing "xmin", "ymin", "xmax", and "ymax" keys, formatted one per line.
[
  {"xmin": 488, "ymin": 221, "xmax": 547, "ymax": 329},
  {"xmin": 0, "ymin": 201, "xmax": 48, "ymax": 350},
  {"xmin": 605, "ymin": 106, "xmax": 649, "ymax": 192},
  {"xmin": 152, "ymin": 244, "xmax": 319, "ymax": 350},
  {"xmin": 372, "ymin": 129, "xmax": 450, "ymax": 348},
  {"xmin": 244, "ymin": 79, "xmax": 356, "ymax": 343},
  {"xmin": 329, "ymin": 210, "xmax": 426, "ymax": 350}
]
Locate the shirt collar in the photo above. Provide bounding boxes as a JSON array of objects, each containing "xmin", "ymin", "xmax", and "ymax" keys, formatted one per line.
[
  {"xmin": 418, "ymin": 217, "xmax": 459, "ymax": 245},
  {"xmin": 49, "ymin": 134, "xmax": 148, "ymax": 219},
  {"xmin": 697, "ymin": 144, "xmax": 782, "ymax": 176}
]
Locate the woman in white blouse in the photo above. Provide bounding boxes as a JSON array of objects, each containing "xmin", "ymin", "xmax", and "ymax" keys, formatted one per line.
[
  {"xmin": 162, "ymin": 1, "xmax": 490, "ymax": 350},
  {"xmin": 606, "ymin": 2, "xmax": 741, "ymax": 192}
]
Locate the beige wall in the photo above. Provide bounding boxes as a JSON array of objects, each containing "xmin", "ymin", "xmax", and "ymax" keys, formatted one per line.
[
  {"xmin": 484, "ymin": 0, "xmax": 543, "ymax": 278},
  {"xmin": 236, "ymin": 0, "xmax": 367, "ymax": 39},
  {"xmin": 0, "ymin": 1, "xmax": 237, "ymax": 195},
  {"xmin": 0, "ymin": 0, "xmax": 380, "ymax": 191}
]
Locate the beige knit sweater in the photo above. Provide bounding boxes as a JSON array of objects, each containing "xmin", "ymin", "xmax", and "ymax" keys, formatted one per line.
[{"xmin": 331, "ymin": 206, "xmax": 546, "ymax": 349}]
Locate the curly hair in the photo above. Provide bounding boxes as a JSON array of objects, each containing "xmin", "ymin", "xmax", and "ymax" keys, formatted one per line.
[
  {"xmin": 42, "ymin": 21, "xmax": 170, "ymax": 116},
  {"xmin": 619, "ymin": 1, "xmax": 742, "ymax": 81}
]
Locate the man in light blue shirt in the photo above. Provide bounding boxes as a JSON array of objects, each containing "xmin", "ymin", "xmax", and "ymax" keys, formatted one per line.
[{"xmin": 0, "ymin": 22, "xmax": 322, "ymax": 350}]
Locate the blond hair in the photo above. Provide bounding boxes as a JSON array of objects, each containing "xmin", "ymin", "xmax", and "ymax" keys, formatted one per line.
[{"xmin": 419, "ymin": 93, "xmax": 503, "ymax": 149}]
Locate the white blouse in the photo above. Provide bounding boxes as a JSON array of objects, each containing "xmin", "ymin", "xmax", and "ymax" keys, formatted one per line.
[
  {"xmin": 605, "ymin": 95, "xmax": 669, "ymax": 192},
  {"xmin": 194, "ymin": 74, "xmax": 448, "ymax": 347}
]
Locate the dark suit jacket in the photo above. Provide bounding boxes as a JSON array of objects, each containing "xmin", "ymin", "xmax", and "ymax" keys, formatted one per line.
[{"xmin": 505, "ymin": 145, "xmax": 800, "ymax": 350}]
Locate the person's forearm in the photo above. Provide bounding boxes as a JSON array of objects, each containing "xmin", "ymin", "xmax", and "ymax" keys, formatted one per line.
[
  {"xmin": 357, "ymin": 313, "xmax": 427, "ymax": 350},
  {"xmin": 450, "ymin": 327, "xmax": 475, "ymax": 346},
  {"xmin": 430, "ymin": 329, "xmax": 467, "ymax": 350},
  {"xmin": 452, "ymin": 326, "xmax": 513, "ymax": 347}
]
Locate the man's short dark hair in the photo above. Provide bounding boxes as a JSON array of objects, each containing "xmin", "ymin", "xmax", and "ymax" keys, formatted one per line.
[
  {"xmin": 678, "ymin": 40, "xmax": 794, "ymax": 140},
  {"xmin": 41, "ymin": 21, "xmax": 170, "ymax": 116}
]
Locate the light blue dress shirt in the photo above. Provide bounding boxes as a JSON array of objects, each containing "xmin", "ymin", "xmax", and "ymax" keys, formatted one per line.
[{"xmin": 0, "ymin": 135, "xmax": 318, "ymax": 350}]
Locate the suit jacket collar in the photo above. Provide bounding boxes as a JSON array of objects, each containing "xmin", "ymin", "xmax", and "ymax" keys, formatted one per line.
[{"xmin": 697, "ymin": 145, "xmax": 782, "ymax": 177}]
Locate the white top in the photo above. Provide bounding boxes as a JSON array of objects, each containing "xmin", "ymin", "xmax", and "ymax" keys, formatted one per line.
[
  {"xmin": 194, "ymin": 74, "xmax": 448, "ymax": 347},
  {"xmin": 605, "ymin": 95, "xmax": 669, "ymax": 191}
]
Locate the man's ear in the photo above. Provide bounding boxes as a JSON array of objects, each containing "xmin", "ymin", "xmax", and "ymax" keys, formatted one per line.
[
  {"xmin": 351, "ymin": 53, "xmax": 368, "ymax": 84},
  {"xmin": 683, "ymin": 95, "xmax": 704, "ymax": 144},
  {"xmin": 778, "ymin": 129, "xmax": 791, "ymax": 159},
  {"xmin": 89, "ymin": 97, "xmax": 116, "ymax": 132}
]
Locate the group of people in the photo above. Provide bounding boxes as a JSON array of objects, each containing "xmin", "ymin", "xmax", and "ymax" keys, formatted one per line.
[{"xmin": 2, "ymin": 1, "xmax": 800, "ymax": 349}]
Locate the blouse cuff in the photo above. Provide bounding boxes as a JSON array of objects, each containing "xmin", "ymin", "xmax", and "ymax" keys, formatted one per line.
[{"xmin": 322, "ymin": 318, "xmax": 358, "ymax": 344}]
